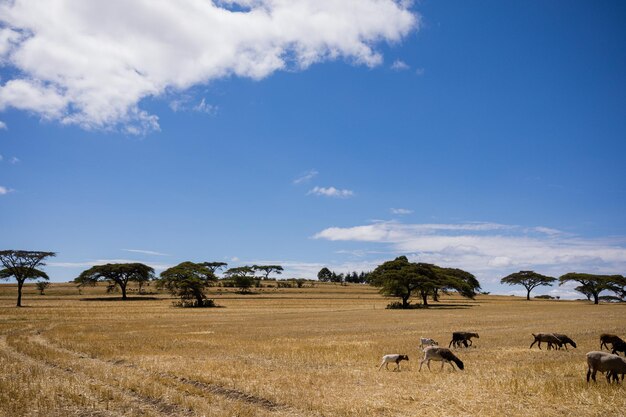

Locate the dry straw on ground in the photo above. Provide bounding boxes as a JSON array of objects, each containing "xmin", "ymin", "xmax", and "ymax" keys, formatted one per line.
[{"xmin": 0, "ymin": 282, "xmax": 625, "ymax": 416}]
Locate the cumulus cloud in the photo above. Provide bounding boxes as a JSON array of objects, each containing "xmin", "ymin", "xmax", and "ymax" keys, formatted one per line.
[
  {"xmin": 0, "ymin": 0, "xmax": 418, "ymax": 134},
  {"xmin": 293, "ymin": 169, "xmax": 318, "ymax": 184},
  {"xmin": 308, "ymin": 186, "xmax": 354, "ymax": 198},
  {"xmin": 0, "ymin": 120, "xmax": 6, "ymax": 130},
  {"xmin": 313, "ymin": 221, "xmax": 626, "ymax": 282}
]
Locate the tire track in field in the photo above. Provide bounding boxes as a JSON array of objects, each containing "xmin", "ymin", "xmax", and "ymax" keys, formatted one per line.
[
  {"xmin": 2, "ymin": 333, "xmax": 193, "ymax": 417},
  {"xmin": 30, "ymin": 332, "xmax": 305, "ymax": 416}
]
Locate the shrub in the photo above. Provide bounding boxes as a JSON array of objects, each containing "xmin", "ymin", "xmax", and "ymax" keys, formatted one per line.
[
  {"xmin": 386, "ymin": 301, "xmax": 423, "ymax": 309},
  {"xmin": 172, "ymin": 298, "xmax": 217, "ymax": 308}
]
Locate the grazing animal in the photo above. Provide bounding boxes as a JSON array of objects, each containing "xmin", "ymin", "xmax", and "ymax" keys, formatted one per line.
[
  {"xmin": 611, "ymin": 340, "xmax": 626, "ymax": 357},
  {"xmin": 586, "ymin": 351, "xmax": 626, "ymax": 383},
  {"xmin": 378, "ymin": 354, "xmax": 409, "ymax": 371},
  {"xmin": 600, "ymin": 333, "xmax": 625, "ymax": 350},
  {"xmin": 419, "ymin": 337, "xmax": 439, "ymax": 350},
  {"xmin": 448, "ymin": 332, "xmax": 479, "ymax": 349},
  {"xmin": 529, "ymin": 333, "xmax": 563, "ymax": 350},
  {"xmin": 552, "ymin": 333, "xmax": 577, "ymax": 350},
  {"xmin": 419, "ymin": 347, "xmax": 464, "ymax": 371}
]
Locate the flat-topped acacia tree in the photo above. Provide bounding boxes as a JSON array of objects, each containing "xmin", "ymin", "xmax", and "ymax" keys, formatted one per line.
[
  {"xmin": 559, "ymin": 272, "xmax": 621, "ymax": 304},
  {"xmin": 253, "ymin": 265, "xmax": 284, "ymax": 280},
  {"xmin": 158, "ymin": 261, "xmax": 217, "ymax": 307},
  {"xmin": 75, "ymin": 263, "xmax": 155, "ymax": 300},
  {"xmin": 500, "ymin": 271, "xmax": 557, "ymax": 300},
  {"xmin": 0, "ymin": 250, "xmax": 56, "ymax": 307},
  {"xmin": 369, "ymin": 256, "xmax": 480, "ymax": 308}
]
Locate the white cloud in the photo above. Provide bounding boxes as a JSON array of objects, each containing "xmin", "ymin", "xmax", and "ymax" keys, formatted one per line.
[
  {"xmin": 0, "ymin": 0, "xmax": 418, "ymax": 134},
  {"xmin": 313, "ymin": 221, "xmax": 626, "ymax": 282},
  {"xmin": 193, "ymin": 98, "xmax": 218, "ymax": 115},
  {"xmin": 390, "ymin": 208, "xmax": 412, "ymax": 215},
  {"xmin": 391, "ymin": 59, "xmax": 409, "ymax": 70},
  {"xmin": 308, "ymin": 186, "xmax": 354, "ymax": 198},
  {"xmin": 415, "ymin": 67, "xmax": 424, "ymax": 76},
  {"xmin": 122, "ymin": 249, "xmax": 168, "ymax": 256},
  {"xmin": 293, "ymin": 169, "xmax": 318, "ymax": 184},
  {"xmin": 9, "ymin": 156, "xmax": 19, "ymax": 164},
  {"xmin": 0, "ymin": 120, "xmax": 6, "ymax": 130},
  {"xmin": 0, "ymin": 185, "xmax": 13, "ymax": 195},
  {"xmin": 49, "ymin": 258, "xmax": 173, "ymax": 271}
]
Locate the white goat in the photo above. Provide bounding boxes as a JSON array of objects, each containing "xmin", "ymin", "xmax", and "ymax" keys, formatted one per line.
[
  {"xmin": 586, "ymin": 351, "xmax": 626, "ymax": 383},
  {"xmin": 419, "ymin": 347, "xmax": 464, "ymax": 371},
  {"xmin": 378, "ymin": 354, "xmax": 409, "ymax": 371},
  {"xmin": 419, "ymin": 337, "xmax": 438, "ymax": 350}
]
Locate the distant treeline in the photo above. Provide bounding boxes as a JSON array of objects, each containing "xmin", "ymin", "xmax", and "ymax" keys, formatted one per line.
[{"xmin": 317, "ymin": 267, "xmax": 371, "ymax": 284}]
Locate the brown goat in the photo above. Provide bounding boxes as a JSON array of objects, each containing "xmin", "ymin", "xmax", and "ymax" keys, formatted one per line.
[
  {"xmin": 600, "ymin": 334, "xmax": 625, "ymax": 350},
  {"xmin": 530, "ymin": 333, "xmax": 563, "ymax": 350}
]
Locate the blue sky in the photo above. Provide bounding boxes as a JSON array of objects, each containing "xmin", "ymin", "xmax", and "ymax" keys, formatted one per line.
[{"xmin": 1, "ymin": 1, "xmax": 625, "ymax": 297}]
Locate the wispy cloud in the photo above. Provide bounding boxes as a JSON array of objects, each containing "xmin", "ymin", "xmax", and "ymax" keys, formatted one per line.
[
  {"xmin": 313, "ymin": 221, "xmax": 626, "ymax": 282},
  {"xmin": 193, "ymin": 98, "xmax": 218, "ymax": 115},
  {"xmin": 9, "ymin": 156, "xmax": 19, "ymax": 164},
  {"xmin": 390, "ymin": 208, "xmax": 413, "ymax": 215},
  {"xmin": 0, "ymin": 121, "xmax": 6, "ymax": 130},
  {"xmin": 391, "ymin": 59, "xmax": 409, "ymax": 71},
  {"xmin": 0, "ymin": 185, "xmax": 13, "ymax": 195},
  {"xmin": 293, "ymin": 169, "xmax": 318, "ymax": 185},
  {"xmin": 49, "ymin": 258, "xmax": 173, "ymax": 271},
  {"xmin": 308, "ymin": 186, "xmax": 354, "ymax": 198},
  {"xmin": 415, "ymin": 67, "xmax": 425, "ymax": 76},
  {"xmin": 0, "ymin": 1, "xmax": 418, "ymax": 133},
  {"xmin": 122, "ymin": 249, "xmax": 168, "ymax": 256}
]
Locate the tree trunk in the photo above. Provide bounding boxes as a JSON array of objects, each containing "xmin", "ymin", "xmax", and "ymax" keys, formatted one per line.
[
  {"xmin": 421, "ymin": 291, "xmax": 429, "ymax": 307},
  {"xmin": 526, "ymin": 289, "xmax": 531, "ymax": 301},
  {"xmin": 16, "ymin": 280, "xmax": 24, "ymax": 307},
  {"xmin": 402, "ymin": 295, "xmax": 410, "ymax": 309},
  {"xmin": 195, "ymin": 291, "xmax": 204, "ymax": 307},
  {"xmin": 433, "ymin": 288, "xmax": 439, "ymax": 302},
  {"xmin": 121, "ymin": 284, "xmax": 127, "ymax": 300},
  {"xmin": 593, "ymin": 293, "xmax": 599, "ymax": 305}
]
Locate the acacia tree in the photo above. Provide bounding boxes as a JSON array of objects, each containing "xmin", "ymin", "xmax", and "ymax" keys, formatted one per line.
[
  {"xmin": 369, "ymin": 256, "xmax": 480, "ymax": 308},
  {"xmin": 224, "ymin": 266, "xmax": 256, "ymax": 293},
  {"xmin": 559, "ymin": 273, "xmax": 620, "ymax": 304},
  {"xmin": 36, "ymin": 281, "xmax": 50, "ymax": 295},
  {"xmin": 0, "ymin": 250, "xmax": 56, "ymax": 307},
  {"xmin": 500, "ymin": 271, "xmax": 557, "ymax": 300},
  {"xmin": 253, "ymin": 265, "xmax": 284, "ymax": 280},
  {"xmin": 75, "ymin": 263, "xmax": 154, "ymax": 300},
  {"xmin": 158, "ymin": 261, "xmax": 217, "ymax": 307},
  {"xmin": 202, "ymin": 262, "xmax": 228, "ymax": 275}
]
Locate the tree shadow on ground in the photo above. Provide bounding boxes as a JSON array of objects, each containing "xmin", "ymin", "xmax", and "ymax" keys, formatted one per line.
[{"xmin": 80, "ymin": 296, "xmax": 161, "ymax": 301}]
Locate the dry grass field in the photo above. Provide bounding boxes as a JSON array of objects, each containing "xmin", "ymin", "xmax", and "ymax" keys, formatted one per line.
[{"xmin": 1, "ymin": 282, "xmax": 625, "ymax": 417}]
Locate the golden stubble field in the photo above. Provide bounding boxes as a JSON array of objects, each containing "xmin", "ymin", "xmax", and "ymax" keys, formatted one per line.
[{"xmin": 0, "ymin": 282, "xmax": 625, "ymax": 417}]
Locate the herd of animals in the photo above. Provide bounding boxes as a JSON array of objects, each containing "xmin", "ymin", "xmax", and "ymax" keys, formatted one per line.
[{"xmin": 379, "ymin": 332, "xmax": 626, "ymax": 384}]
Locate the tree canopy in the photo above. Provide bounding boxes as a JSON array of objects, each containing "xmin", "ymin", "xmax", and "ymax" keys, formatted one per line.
[
  {"xmin": 317, "ymin": 267, "xmax": 332, "ymax": 282},
  {"xmin": 253, "ymin": 265, "xmax": 284, "ymax": 280},
  {"xmin": 224, "ymin": 266, "xmax": 256, "ymax": 293},
  {"xmin": 0, "ymin": 250, "xmax": 56, "ymax": 307},
  {"xmin": 201, "ymin": 262, "xmax": 228, "ymax": 274},
  {"xmin": 75, "ymin": 263, "xmax": 154, "ymax": 300},
  {"xmin": 368, "ymin": 256, "xmax": 480, "ymax": 308},
  {"xmin": 558, "ymin": 272, "xmax": 622, "ymax": 304},
  {"xmin": 500, "ymin": 270, "xmax": 556, "ymax": 300},
  {"xmin": 158, "ymin": 261, "xmax": 217, "ymax": 307}
]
